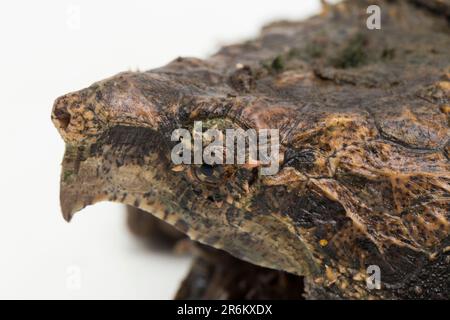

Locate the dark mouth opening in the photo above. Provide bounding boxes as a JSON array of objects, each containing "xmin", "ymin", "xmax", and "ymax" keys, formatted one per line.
[{"xmin": 175, "ymin": 243, "xmax": 306, "ymax": 300}]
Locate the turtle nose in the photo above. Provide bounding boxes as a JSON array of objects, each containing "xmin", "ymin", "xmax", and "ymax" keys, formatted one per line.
[
  {"xmin": 52, "ymin": 71, "xmax": 170, "ymax": 144},
  {"xmin": 52, "ymin": 97, "xmax": 71, "ymax": 131},
  {"xmin": 51, "ymin": 88, "xmax": 107, "ymax": 144}
]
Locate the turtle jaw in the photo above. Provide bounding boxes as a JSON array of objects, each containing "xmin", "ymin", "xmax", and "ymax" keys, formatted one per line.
[
  {"xmin": 57, "ymin": 136, "xmax": 320, "ymax": 277},
  {"xmin": 58, "ymin": 137, "xmax": 175, "ymax": 222},
  {"xmin": 51, "ymin": 71, "xmax": 175, "ymax": 220},
  {"xmin": 59, "ymin": 144, "xmax": 109, "ymax": 222}
]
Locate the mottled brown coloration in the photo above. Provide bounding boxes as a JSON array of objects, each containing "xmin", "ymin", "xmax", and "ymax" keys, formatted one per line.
[{"xmin": 52, "ymin": 0, "xmax": 449, "ymax": 299}]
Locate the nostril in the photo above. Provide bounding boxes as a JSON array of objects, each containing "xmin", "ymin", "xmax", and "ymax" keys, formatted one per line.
[
  {"xmin": 52, "ymin": 90, "xmax": 105, "ymax": 144},
  {"xmin": 54, "ymin": 107, "xmax": 71, "ymax": 131}
]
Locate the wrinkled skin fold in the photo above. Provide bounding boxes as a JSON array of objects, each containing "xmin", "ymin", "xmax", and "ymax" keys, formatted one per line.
[{"xmin": 52, "ymin": 0, "xmax": 449, "ymax": 299}]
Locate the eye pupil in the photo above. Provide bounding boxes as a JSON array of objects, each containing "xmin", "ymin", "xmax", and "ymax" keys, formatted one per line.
[{"xmin": 200, "ymin": 164, "xmax": 214, "ymax": 177}]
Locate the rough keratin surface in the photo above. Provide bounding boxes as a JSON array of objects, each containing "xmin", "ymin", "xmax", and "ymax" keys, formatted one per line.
[{"xmin": 52, "ymin": 0, "xmax": 449, "ymax": 299}]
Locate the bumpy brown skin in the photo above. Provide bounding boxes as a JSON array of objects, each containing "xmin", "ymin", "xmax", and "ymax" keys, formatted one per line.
[{"xmin": 52, "ymin": 0, "xmax": 449, "ymax": 299}]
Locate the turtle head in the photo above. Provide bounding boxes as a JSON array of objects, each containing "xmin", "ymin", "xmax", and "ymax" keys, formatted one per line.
[{"xmin": 51, "ymin": 68, "xmax": 320, "ymax": 277}]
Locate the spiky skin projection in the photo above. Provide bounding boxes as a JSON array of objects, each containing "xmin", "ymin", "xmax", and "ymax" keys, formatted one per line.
[{"xmin": 52, "ymin": 0, "xmax": 449, "ymax": 299}]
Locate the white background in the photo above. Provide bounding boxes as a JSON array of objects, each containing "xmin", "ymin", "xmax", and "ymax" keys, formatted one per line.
[{"xmin": 0, "ymin": 0, "xmax": 326, "ymax": 299}]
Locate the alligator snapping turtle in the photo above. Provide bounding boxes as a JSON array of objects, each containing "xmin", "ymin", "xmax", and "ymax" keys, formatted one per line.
[{"xmin": 51, "ymin": 0, "xmax": 450, "ymax": 299}]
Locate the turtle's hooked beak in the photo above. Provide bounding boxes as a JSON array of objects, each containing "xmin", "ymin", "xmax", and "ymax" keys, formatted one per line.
[
  {"xmin": 58, "ymin": 144, "xmax": 108, "ymax": 221},
  {"xmin": 52, "ymin": 87, "xmax": 109, "ymax": 221},
  {"xmin": 52, "ymin": 71, "xmax": 170, "ymax": 221}
]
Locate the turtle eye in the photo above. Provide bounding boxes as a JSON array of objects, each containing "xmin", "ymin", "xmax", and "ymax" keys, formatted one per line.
[
  {"xmin": 200, "ymin": 164, "xmax": 214, "ymax": 177},
  {"xmin": 194, "ymin": 164, "xmax": 223, "ymax": 184}
]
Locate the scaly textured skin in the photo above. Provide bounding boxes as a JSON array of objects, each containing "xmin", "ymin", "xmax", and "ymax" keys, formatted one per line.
[{"xmin": 52, "ymin": 0, "xmax": 449, "ymax": 299}]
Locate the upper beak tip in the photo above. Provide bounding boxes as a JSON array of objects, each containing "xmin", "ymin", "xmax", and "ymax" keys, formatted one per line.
[{"xmin": 62, "ymin": 208, "xmax": 74, "ymax": 222}]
